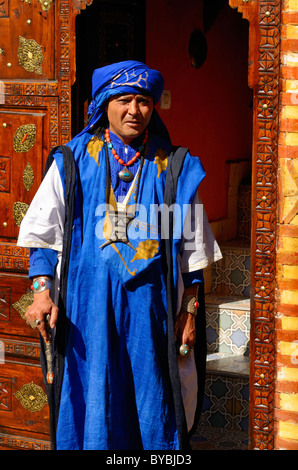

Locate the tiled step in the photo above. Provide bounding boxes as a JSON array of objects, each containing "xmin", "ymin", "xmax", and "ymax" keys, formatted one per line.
[
  {"xmin": 211, "ymin": 239, "xmax": 251, "ymax": 297},
  {"xmin": 206, "ymin": 353, "xmax": 249, "ymax": 378},
  {"xmin": 191, "ymin": 424, "xmax": 249, "ymax": 450},
  {"xmin": 200, "ymin": 240, "xmax": 251, "ymax": 436},
  {"xmin": 200, "ymin": 355, "xmax": 249, "ymax": 433},
  {"xmin": 205, "ymin": 294, "xmax": 250, "ymax": 356},
  {"xmin": 200, "ymin": 293, "xmax": 250, "ymax": 434}
]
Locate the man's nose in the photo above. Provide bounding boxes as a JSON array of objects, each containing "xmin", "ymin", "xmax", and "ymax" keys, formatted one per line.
[{"xmin": 128, "ymin": 99, "xmax": 139, "ymax": 115}]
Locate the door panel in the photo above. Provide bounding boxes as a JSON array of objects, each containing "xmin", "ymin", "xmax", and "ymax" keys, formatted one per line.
[
  {"xmin": 0, "ymin": 0, "xmax": 55, "ymax": 80},
  {"xmin": 0, "ymin": 0, "xmax": 147, "ymax": 450},
  {"xmin": 0, "ymin": 363, "xmax": 49, "ymax": 435},
  {"xmin": 0, "ymin": 274, "xmax": 39, "ymax": 339},
  {"xmin": 0, "ymin": 109, "xmax": 46, "ymax": 241},
  {"xmin": 0, "ymin": 0, "xmax": 56, "ymax": 449},
  {"xmin": 0, "ymin": 109, "xmax": 46, "ymax": 240}
]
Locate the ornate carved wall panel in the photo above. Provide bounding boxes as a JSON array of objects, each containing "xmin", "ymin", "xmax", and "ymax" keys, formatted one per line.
[
  {"xmin": 0, "ymin": 431, "xmax": 51, "ymax": 450},
  {"xmin": 251, "ymin": 0, "xmax": 280, "ymax": 450},
  {"xmin": 229, "ymin": 0, "xmax": 280, "ymax": 450},
  {"xmin": 0, "ymin": 242, "xmax": 30, "ymax": 273}
]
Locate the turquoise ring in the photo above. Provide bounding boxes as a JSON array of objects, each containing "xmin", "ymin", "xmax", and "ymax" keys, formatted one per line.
[{"xmin": 179, "ymin": 344, "xmax": 189, "ymax": 357}]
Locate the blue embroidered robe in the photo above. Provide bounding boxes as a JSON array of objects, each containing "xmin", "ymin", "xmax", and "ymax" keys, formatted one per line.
[{"xmin": 32, "ymin": 131, "xmax": 206, "ymax": 450}]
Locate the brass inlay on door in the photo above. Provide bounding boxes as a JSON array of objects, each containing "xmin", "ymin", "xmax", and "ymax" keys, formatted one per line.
[
  {"xmin": 13, "ymin": 124, "xmax": 36, "ymax": 153},
  {"xmin": 17, "ymin": 36, "xmax": 43, "ymax": 75},
  {"xmin": 12, "ymin": 292, "xmax": 36, "ymax": 328},
  {"xmin": 38, "ymin": 0, "xmax": 53, "ymax": 11},
  {"xmin": 14, "ymin": 382, "xmax": 47, "ymax": 413},
  {"xmin": 13, "ymin": 202, "xmax": 29, "ymax": 227},
  {"xmin": 23, "ymin": 162, "xmax": 34, "ymax": 191}
]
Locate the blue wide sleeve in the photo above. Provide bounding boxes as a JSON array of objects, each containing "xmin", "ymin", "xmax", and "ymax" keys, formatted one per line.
[
  {"xmin": 182, "ymin": 269, "xmax": 204, "ymax": 287},
  {"xmin": 29, "ymin": 248, "xmax": 58, "ymax": 280}
]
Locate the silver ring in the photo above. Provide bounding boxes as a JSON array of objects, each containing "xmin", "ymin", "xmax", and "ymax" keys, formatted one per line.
[
  {"xmin": 179, "ymin": 344, "xmax": 189, "ymax": 357},
  {"xmin": 35, "ymin": 319, "xmax": 41, "ymax": 326}
]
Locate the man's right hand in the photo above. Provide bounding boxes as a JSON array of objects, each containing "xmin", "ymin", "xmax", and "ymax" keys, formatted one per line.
[{"xmin": 25, "ymin": 289, "xmax": 59, "ymax": 341}]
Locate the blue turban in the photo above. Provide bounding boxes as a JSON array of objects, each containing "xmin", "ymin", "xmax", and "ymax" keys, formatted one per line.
[{"xmin": 77, "ymin": 61, "xmax": 167, "ymax": 138}]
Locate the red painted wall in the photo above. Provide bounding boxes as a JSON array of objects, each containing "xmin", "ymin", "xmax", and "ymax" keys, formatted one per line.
[{"xmin": 146, "ymin": 1, "xmax": 252, "ymax": 222}]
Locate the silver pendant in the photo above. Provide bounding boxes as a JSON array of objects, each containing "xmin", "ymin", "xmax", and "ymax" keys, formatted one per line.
[
  {"xmin": 119, "ymin": 166, "xmax": 134, "ymax": 182},
  {"xmin": 100, "ymin": 210, "xmax": 136, "ymax": 251}
]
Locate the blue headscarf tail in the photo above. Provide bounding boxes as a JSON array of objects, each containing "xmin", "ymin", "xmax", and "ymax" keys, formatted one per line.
[{"xmin": 77, "ymin": 61, "xmax": 165, "ymax": 138}]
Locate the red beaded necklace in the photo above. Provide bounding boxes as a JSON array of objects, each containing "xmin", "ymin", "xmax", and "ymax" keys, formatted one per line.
[{"xmin": 105, "ymin": 128, "xmax": 149, "ymax": 182}]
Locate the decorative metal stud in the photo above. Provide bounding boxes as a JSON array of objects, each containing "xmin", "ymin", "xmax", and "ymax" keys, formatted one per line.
[
  {"xmin": 38, "ymin": 0, "xmax": 53, "ymax": 11},
  {"xmin": 13, "ymin": 124, "xmax": 36, "ymax": 152},
  {"xmin": 12, "ymin": 292, "xmax": 36, "ymax": 328},
  {"xmin": 14, "ymin": 382, "xmax": 47, "ymax": 413},
  {"xmin": 17, "ymin": 36, "xmax": 43, "ymax": 75},
  {"xmin": 23, "ymin": 162, "xmax": 34, "ymax": 191},
  {"xmin": 7, "ymin": 63, "xmax": 11, "ymax": 68},
  {"xmin": 2, "ymin": 222, "xmax": 7, "ymax": 228},
  {"xmin": 13, "ymin": 202, "xmax": 29, "ymax": 227}
]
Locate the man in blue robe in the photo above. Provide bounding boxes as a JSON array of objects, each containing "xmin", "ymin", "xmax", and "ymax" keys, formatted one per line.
[{"xmin": 18, "ymin": 61, "xmax": 222, "ymax": 450}]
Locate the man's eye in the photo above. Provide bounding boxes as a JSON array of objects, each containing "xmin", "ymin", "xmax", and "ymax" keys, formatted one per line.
[{"xmin": 117, "ymin": 97, "xmax": 131, "ymax": 103}]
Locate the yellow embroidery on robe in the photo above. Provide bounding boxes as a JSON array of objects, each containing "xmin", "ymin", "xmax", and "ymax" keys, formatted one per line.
[
  {"xmin": 131, "ymin": 240, "xmax": 159, "ymax": 262},
  {"xmin": 113, "ymin": 244, "xmax": 137, "ymax": 276},
  {"xmin": 101, "ymin": 184, "xmax": 137, "ymax": 276},
  {"xmin": 154, "ymin": 148, "xmax": 168, "ymax": 177},
  {"xmin": 87, "ymin": 136, "xmax": 104, "ymax": 166}
]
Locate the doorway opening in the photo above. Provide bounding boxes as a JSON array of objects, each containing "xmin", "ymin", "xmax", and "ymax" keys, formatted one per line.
[
  {"xmin": 72, "ymin": 0, "xmax": 253, "ymax": 450},
  {"xmin": 72, "ymin": 0, "xmax": 146, "ymax": 136},
  {"xmin": 146, "ymin": 0, "xmax": 253, "ymax": 449}
]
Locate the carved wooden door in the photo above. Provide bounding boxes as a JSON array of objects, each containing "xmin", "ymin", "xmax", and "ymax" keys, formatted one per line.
[
  {"xmin": 0, "ymin": 0, "xmax": 145, "ymax": 450},
  {"xmin": 0, "ymin": 0, "xmax": 57, "ymax": 450},
  {"xmin": 0, "ymin": 0, "xmax": 280, "ymax": 451}
]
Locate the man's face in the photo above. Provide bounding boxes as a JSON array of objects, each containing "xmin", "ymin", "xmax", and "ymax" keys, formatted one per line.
[{"xmin": 106, "ymin": 93, "xmax": 154, "ymax": 145}]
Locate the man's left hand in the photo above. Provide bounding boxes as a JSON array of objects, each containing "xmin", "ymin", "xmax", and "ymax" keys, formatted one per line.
[{"xmin": 174, "ymin": 309, "xmax": 196, "ymax": 349}]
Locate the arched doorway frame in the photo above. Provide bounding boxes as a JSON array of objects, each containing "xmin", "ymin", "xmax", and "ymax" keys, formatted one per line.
[{"xmin": 66, "ymin": 0, "xmax": 280, "ymax": 450}]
